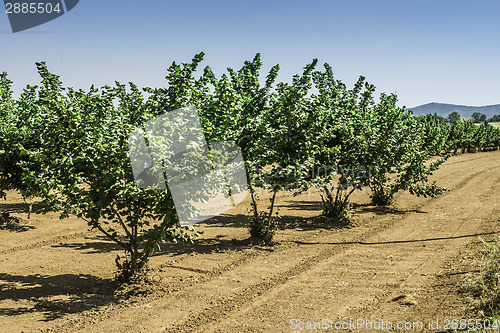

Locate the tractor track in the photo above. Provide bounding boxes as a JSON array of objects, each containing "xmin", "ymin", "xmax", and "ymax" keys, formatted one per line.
[
  {"xmin": 0, "ymin": 230, "xmax": 94, "ymax": 257},
  {"xmin": 0, "ymin": 151, "xmax": 498, "ymax": 333},
  {"xmin": 71, "ymin": 160, "xmax": 499, "ymax": 333}
]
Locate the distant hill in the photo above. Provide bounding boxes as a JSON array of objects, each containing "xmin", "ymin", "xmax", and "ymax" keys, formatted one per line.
[{"xmin": 407, "ymin": 103, "xmax": 500, "ymax": 119}]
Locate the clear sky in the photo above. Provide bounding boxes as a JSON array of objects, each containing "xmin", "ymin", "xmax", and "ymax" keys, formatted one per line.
[{"xmin": 1, "ymin": 0, "xmax": 499, "ymax": 108}]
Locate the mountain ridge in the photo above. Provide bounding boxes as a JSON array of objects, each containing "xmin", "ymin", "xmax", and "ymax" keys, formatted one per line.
[{"xmin": 407, "ymin": 102, "xmax": 500, "ymax": 118}]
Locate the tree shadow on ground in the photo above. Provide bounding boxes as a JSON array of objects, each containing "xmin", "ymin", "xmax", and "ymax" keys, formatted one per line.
[
  {"xmin": 277, "ymin": 200, "xmax": 322, "ymax": 212},
  {"xmin": 0, "ymin": 272, "xmax": 118, "ymax": 321},
  {"xmin": 201, "ymin": 210, "xmax": 352, "ymax": 232},
  {"xmin": 352, "ymin": 202, "xmax": 427, "ymax": 215},
  {"xmin": 275, "ymin": 200, "xmax": 354, "ymax": 231},
  {"xmin": 51, "ymin": 235, "xmax": 123, "ymax": 253},
  {"xmin": 200, "ymin": 213, "xmax": 249, "ymax": 228},
  {"xmin": 49, "ymin": 199, "xmax": 428, "ymax": 258},
  {"xmin": 153, "ymin": 236, "xmax": 275, "ymax": 258},
  {"xmin": 0, "ymin": 212, "xmax": 35, "ymax": 232},
  {"xmin": 278, "ymin": 214, "xmax": 354, "ymax": 231},
  {"xmin": 50, "ymin": 228, "xmax": 270, "ymax": 258},
  {"xmin": 0, "ymin": 200, "xmax": 47, "ymax": 215}
]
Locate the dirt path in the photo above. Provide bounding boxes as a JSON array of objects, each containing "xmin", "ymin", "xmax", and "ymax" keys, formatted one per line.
[{"xmin": 1, "ymin": 151, "xmax": 499, "ymax": 332}]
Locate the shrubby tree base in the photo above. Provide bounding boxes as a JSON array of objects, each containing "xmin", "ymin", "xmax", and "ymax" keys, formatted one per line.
[
  {"xmin": 115, "ymin": 250, "xmax": 153, "ymax": 284},
  {"xmin": 320, "ymin": 186, "xmax": 353, "ymax": 224},
  {"xmin": 247, "ymin": 191, "xmax": 277, "ymax": 245},
  {"xmin": 370, "ymin": 186, "xmax": 394, "ymax": 206},
  {"xmin": 247, "ymin": 212, "xmax": 277, "ymax": 245}
]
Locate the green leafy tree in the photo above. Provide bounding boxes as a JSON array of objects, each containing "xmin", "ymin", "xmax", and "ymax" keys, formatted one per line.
[
  {"xmin": 415, "ymin": 113, "xmax": 450, "ymax": 156},
  {"xmin": 471, "ymin": 112, "xmax": 487, "ymax": 123},
  {"xmin": 362, "ymin": 94, "xmax": 449, "ymax": 205},
  {"xmin": 448, "ymin": 111, "xmax": 461, "ymax": 123},
  {"xmin": 0, "ymin": 72, "xmax": 15, "ymax": 199},
  {"xmin": 15, "ymin": 63, "xmax": 202, "ymax": 282},
  {"xmin": 310, "ymin": 69, "xmax": 375, "ymax": 221}
]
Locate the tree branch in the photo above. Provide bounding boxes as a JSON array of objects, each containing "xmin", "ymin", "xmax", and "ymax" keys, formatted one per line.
[
  {"xmin": 111, "ymin": 203, "xmax": 133, "ymax": 240},
  {"xmin": 94, "ymin": 222, "xmax": 130, "ymax": 251}
]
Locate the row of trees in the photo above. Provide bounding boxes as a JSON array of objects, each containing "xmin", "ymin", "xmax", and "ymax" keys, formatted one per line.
[
  {"xmin": 418, "ymin": 114, "xmax": 500, "ymax": 153},
  {"xmin": 434, "ymin": 111, "xmax": 500, "ymax": 124},
  {"xmin": 471, "ymin": 112, "xmax": 500, "ymax": 123},
  {"xmin": 1, "ymin": 54, "xmax": 497, "ymax": 282},
  {"xmin": 488, "ymin": 114, "xmax": 500, "ymax": 122}
]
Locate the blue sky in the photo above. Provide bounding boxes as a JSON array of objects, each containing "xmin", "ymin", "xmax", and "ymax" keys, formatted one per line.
[{"xmin": 1, "ymin": 0, "xmax": 499, "ymax": 108}]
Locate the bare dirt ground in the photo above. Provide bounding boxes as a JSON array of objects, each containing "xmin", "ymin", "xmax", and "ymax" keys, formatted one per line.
[{"xmin": 0, "ymin": 151, "xmax": 499, "ymax": 333}]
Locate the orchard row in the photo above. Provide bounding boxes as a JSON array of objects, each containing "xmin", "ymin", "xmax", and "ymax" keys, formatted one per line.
[{"xmin": 1, "ymin": 53, "xmax": 498, "ymax": 281}]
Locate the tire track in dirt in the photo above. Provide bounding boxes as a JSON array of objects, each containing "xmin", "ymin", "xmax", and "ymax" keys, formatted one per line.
[
  {"xmin": 55, "ymin": 204, "xmax": 413, "ymax": 332},
  {"xmin": 155, "ymin": 154, "xmax": 500, "ymax": 332},
  {"xmin": 341, "ymin": 202, "xmax": 500, "ymax": 331},
  {"xmin": 198, "ymin": 156, "xmax": 500, "ymax": 332},
  {"xmin": 35, "ymin": 151, "xmax": 500, "ymax": 333},
  {"xmin": 440, "ymin": 152, "xmax": 490, "ymax": 166},
  {"xmin": 0, "ymin": 230, "xmax": 94, "ymax": 257},
  {"xmin": 78, "ymin": 166, "xmax": 498, "ymax": 332}
]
